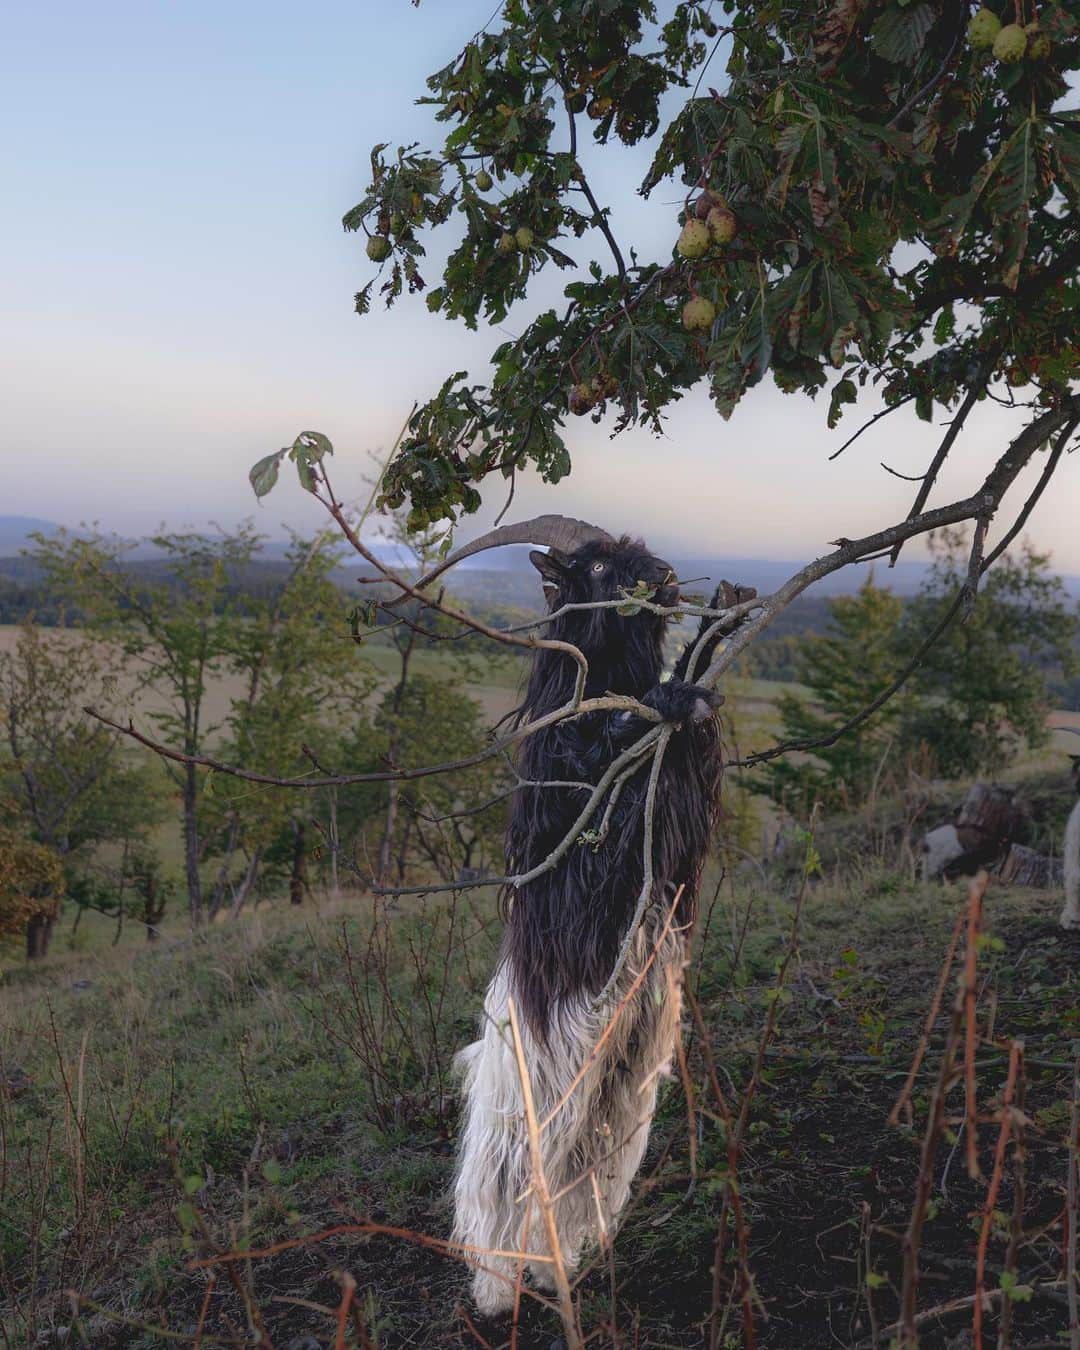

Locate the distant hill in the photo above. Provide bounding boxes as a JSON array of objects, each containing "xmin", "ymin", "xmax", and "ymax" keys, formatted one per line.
[
  {"xmin": 0, "ymin": 515, "xmax": 62, "ymax": 555},
  {"xmin": 1, "ymin": 517, "xmax": 1076, "ymax": 603}
]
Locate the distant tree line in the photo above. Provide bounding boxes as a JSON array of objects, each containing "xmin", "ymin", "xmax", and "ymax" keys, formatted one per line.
[
  {"xmin": 756, "ymin": 531, "xmax": 1079, "ymax": 815},
  {"xmin": 0, "ymin": 522, "xmax": 514, "ymax": 958}
]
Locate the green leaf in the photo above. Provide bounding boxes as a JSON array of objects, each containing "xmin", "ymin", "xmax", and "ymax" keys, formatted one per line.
[
  {"xmin": 291, "ymin": 431, "xmax": 334, "ymax": 462},
  {"xmin": 870, "ymin": 3, "xmax": 934, "ymax": 66},
  {"xmin": 249, "ymin": 451, "xmax": 284, "ymax": 499}
]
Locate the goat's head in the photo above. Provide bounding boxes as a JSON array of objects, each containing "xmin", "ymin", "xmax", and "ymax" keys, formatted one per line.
[
  {"xmin": 416, "ymin": 514, "xmax": 680, "ymax": 700},
  {"xmin": 528, "ymin": 535, "xmax": 678, "ymax": 655},
  {"xmin": 417, "ymin": 513, "xmax": 681, "ymax": 655}
]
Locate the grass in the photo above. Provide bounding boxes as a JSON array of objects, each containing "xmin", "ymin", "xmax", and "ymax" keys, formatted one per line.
[{"xmin": 2, "ymin": 822, "xmax": 1076, "ymax": 1347}]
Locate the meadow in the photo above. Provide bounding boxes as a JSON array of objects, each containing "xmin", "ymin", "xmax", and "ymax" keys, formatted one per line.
[{"xmin": 2, "ymin": 619, "xmax": 1078, "ymax": 1346}]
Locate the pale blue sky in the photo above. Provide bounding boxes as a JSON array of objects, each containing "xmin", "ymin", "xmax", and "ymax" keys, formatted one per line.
[{"xmin": 2, "ymin": 2, "xmax": 1077, "ymax": 571}]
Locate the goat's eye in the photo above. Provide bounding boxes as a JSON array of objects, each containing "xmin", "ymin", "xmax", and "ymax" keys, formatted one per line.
[{"xmin": 591, "ymin": 561, "xmax": 605, "ymax": 574}]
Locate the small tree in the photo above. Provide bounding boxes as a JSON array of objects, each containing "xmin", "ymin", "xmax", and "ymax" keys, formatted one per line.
[
  {"xmin": 762, "ymin": 535, "xmax": 1077, "ymax": 808},
  {"xmin": 33, "ymin": 528, "xmax": 263, "ymax": 925},
  {"xmin": 897, "ymin": 529, "xmax": 1078, "ymax": 775},
  {"xmin": 762, "ymin": 575, "xmax": 910, "ymax": 811},
  {"xmin": 204, "ymin": 533, "xmax": 375, "ymax": 916},
  {"xmin": 0, "ymin": 828, "xmax": 65, "ymax": 960}
]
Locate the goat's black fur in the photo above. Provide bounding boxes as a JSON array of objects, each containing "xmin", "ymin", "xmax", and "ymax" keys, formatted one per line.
[{"xmin": 503, "ymin": 535, "xmax": 745, "ymax": 1038}]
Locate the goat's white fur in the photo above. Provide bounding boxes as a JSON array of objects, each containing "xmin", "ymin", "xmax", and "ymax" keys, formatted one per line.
[
  {"xmin": 920, "ymin": 824, "xmax": 964, "ymax": 881},
  {"xmin": 452, "ymin": 916, "xmax": 683, "ymax": 1316},
  {"xmin": 1061, "ymin": 797, "xmax": 1080, "ymax": 930}
]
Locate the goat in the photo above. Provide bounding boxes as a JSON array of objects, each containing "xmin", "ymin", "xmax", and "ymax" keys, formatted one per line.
[
  {"xmin": 418, "ymin": 516, "xmax": 749, "ymax": 1316},
  {"xmin": 1061, "ymin": 754, "xmax": 1080, "ymax": 930}
]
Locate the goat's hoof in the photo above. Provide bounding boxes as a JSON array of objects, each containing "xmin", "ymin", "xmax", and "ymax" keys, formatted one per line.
[{"xmin": 471, "ymin": 1270, "xmax": 516, "ymax": 1318}]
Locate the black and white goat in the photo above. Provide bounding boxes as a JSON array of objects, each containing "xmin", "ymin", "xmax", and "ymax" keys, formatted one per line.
[{"xmin": 419, "ymin": 516, "xmax": 748, "ymax": 1315}]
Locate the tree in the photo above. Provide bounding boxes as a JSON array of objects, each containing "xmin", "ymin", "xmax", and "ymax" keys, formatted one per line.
[
  {"xmin": 762, "ymin": 534, "xmax": 1077, "ymax": 810},
  {"xmin": 203, "ymin": 533, "xmax": 375, "ymax": 916},
  {"xmin": 896, "ymin": 528, "xmax": 1077, "ymax": 775},
  {"xmin": 0, "ymin": 622, "xmax": 165, "ymax": 952},
  {"xmin": 33, "ymin": 528, "xmax": 264, "ymax": 925},
  {"xmin": 2, "ymin": 623, "xmax": 142, "ymax": 853},
  {"xmin": 761, "ymin": 575, "xmax": 910, "ymax": 810},
  {"xmin": 244, "ymin": 1, "xmax": 1078, "ymax": 813},
  {"xmin": 0, "ymin": 828, "xmax": 65, "ymax": 960},
  {"xmin": 275, "ymin": 0, "xmax": 1080, "ymax": 532}
]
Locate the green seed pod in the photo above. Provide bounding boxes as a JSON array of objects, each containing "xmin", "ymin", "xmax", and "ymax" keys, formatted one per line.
[
  {"xmin": 676, "ymin": 219, "xmax": 711, "ymax": 259},
  {"xmin": 967, "ymin": 7, "xmax": 1002, "ymax": 50},
  {"xmin": 682, "ymin": 296, "xmax": 717, "ymax": 334},
  {"xmin": 1024, "ymin": 23, "xmax": 1050, "ymax": 60},
  {"xmin": 514, "ymin": 226, "xmax": 534, "ymax": 250},
  {"xmin": 992, "ymin": 22, "xmax": 1027, "ymax": 63},
  {"xmin": 474, "ymin": 169, "xmax": 493, "ymax": 192},
  {"xmin": 706, "ymin": 205, "xmax": 738, "ymax": 246},
  {"xmin": 496, "ymin": 231, "xmax": 517, "ymax": 255},
  {"xmin": 366, "ymin": 235, "xmax": 392, "ymax": 262}
]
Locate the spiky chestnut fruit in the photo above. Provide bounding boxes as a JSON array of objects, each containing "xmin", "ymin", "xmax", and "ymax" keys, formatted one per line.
[
  {"xmin": 1024, "ymin": 23, "xmax": 1050, "ymax": 60},
  {"xmin": 592, "ymin": 372, "xmax": 619, "ymax": 400},
  {"xmin": 682, "ymin": 296, "xmax": 717, "ymax": 334},
  {"xmin": 366, "ymin": 235, "xmax": 392, "ymax": 262},
  {"xmin": 568, "ymin": 382, "xmax": 596, "ymax": 415},
  {"xmin": 514, "ymin": 226, "xmax": 534, "ymax": 250},
  {"xmin": 567, "ymin": 90, "xmax": 587, "ymax": 114},
  {"xmin": 587, "ymin": 96, "xmax": 613, "ymax": 120},
  {"xmin": 496, "ymin": 231, "xmax": 517, "ymax": 255},
  {"xmin": 676, "ymin": 219, "xmax": 711, "ymax": 259},
  {"xmin": 474, "ymin": 169, "xmax": 493, "ymax": 192},
  {"xmin": 967, "ymin": 8, "xmax": 1002, "ymax": 50},
  {"xmin": 706, "ymin": 205, "xmax": 737, "ymax": 246},
  {"xmin": 693, "ymin": 191, "xmax": 718, "ymax": 220},
  {"xmin": 993, "ymin": 23, "xmax": 1027, "ymax": 62}
]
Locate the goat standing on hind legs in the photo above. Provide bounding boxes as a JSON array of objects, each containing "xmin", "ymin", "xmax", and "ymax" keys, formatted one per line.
[{"xmin": 419, "ymin": 515, "xmax": 753, "ymax": 1317}]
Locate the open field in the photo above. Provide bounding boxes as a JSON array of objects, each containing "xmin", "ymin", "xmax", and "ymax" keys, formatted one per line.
[{"xmin": 2, "ymin": 853, "xmax": 1077, "ymax": 1347}]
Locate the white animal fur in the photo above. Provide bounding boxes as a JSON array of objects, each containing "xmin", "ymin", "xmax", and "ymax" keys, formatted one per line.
[
  {"xmin": 452, "ymin": 913, "xmax": 684, "ymax": 1316},
  {"xmin": 920, "ymin": 824, "xmax": 964, "ymax": 881},
  {"xmin": 1061, "ymin": 797, "xmax": 1080, "ymax": 930}
]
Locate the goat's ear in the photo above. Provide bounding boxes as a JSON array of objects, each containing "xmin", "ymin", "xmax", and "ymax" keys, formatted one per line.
[{"xmin": 529, "ymin": 548, "xmax": 567, "ymax": 589}]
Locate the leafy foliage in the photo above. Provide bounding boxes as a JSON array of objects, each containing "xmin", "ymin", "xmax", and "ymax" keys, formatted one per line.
[
  {"xmin": 897, "ymin": 529, "xmax": 1078, "ymax": 776},
  {"xmin": 760, "ymin": 534, "xmax": 1078, "ymax": 809},
  {"xmin": 0, "ymin": 829, "xmax": 64, "ymax": 946},
  {"xmin": 761, "ymin": 576, "xmax": 911, "ymax": 810},
  {"xmin": 310, "ymin": 0, "xmax": 1080, "ymax": 527}
]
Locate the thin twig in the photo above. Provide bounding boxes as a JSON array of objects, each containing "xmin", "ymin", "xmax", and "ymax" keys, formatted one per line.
[
  {"xmin": 507, "ymin": 997, "xmax": 582, "ymax": 1349},
  {"xmin": 974, "ymin": 1040, "xmax": 1023, "ymax": 1349}
]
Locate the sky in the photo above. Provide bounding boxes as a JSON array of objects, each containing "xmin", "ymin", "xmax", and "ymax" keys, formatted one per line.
[{"xmin": 2, "ymin": 1, "xmax": 1077, "ymax": 572}]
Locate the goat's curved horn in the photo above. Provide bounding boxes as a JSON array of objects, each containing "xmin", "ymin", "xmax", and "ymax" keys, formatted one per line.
[{"xmin": 414, "ymin": 514, "xmax": 613, "ymax": 589}]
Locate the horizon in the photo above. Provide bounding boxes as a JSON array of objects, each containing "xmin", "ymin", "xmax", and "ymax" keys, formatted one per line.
[{"xmin": 3, "ymin": 3, "xmax": 1078, "ymax": 571}]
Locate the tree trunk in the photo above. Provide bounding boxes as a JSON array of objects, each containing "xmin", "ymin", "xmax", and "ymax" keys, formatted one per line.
[
  {"xmin": 26, "ymin": 910, "xmax": 54, "ymax": 960},
  {"xmin": 954, "ymin": 782, "xmax": 1026, "ymax": 860},
  {"xmin": 289, "ymin": 821, "xmax": 307, "ymax": 906},
  {"xmin": 207, "ymin": 813, "xmax": 242, "ymax": 919},
  {"xmin": 228, "ymin": 848, "xmax": 263, "ymax": 920},
  {"xmin": 995, "ymin": 843, "xmax": 1064, "ymax": 888},
  {"xmin": 376, "ymin": 633, "xmax": 415, "ymax": 886},
  {"xmin": 327, "ymin": 788, "xmax": 340, "ymax": 900},
  {"xmin": 141, "ymin": 875, "xmax": 166, "ymax": 940},
  {"xmin": 183, "ymin": 763, "xmax": 203, "ymax": 926}
]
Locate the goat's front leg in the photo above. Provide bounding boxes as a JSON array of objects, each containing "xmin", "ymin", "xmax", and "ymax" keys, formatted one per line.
[{"xmin": 673, "ymin": 579, "xmax": 758, "ymax": 683}]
